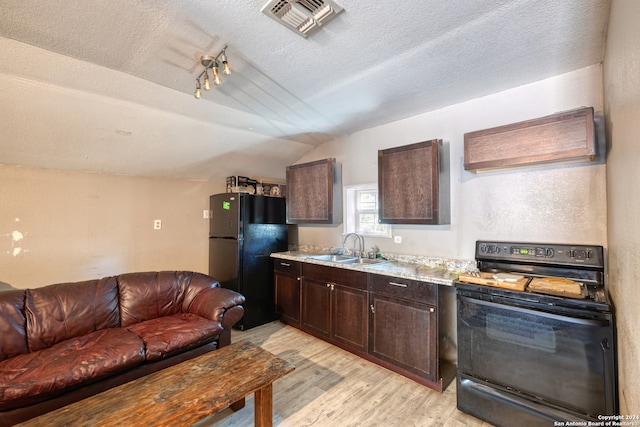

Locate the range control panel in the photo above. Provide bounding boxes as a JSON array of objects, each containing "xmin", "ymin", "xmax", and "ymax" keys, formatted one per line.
[{"xmin": 476, "ymin": 241, "xmax": 604, "ymax": 267}]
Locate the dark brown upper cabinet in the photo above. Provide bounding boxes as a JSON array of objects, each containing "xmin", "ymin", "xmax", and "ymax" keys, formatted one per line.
[
  {"xmin": 378, "ymin": 139, "xmax": 449, "ymax": 225},
  {"xmin": 286, "ymin": 158, "xmax": 342, "ymax": 224},
  {"xmin": 464, "ymin": 107, "xmax": 595, "ymax": 173}
]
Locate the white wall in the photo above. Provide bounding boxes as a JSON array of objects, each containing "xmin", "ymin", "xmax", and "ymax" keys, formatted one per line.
[
  {"xmin": 0, "ymin": 165, "xmax": 224, "ymax": 288},
  {"xmin": 603, "ymin": 0, "xmax": 640, "ymax": 415},
  {"xmin": 295, "ymin": 65, "xmax": 606, "ymax": 260}
]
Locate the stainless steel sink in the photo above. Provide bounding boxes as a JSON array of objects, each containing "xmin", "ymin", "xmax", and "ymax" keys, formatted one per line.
[
  {"xmin": 346, "ymin": 258, "xmax": 389, "ymax": 265},
  {"xmin": 306, "ymin": 254, "xmax": 357, "ymax": 263},
  {"xmin": 306, "ymin": 254, "xmax": 389, "ymax": 265}
]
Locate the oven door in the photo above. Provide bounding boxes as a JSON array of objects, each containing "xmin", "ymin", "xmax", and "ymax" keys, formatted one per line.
[{"xmin": 457, "ymin": 291, "xmax": 617, "ymax": 419}]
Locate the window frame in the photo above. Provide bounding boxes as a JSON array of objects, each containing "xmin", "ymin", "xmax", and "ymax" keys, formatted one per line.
[{"xmin": 343, "ymin": 184, "xmax": 392, "ymax": 238}]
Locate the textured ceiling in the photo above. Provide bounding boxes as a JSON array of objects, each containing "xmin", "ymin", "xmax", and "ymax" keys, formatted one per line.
[{"xmin": 0, "ymin": 0, "xmax": 611, "ymax": 180}]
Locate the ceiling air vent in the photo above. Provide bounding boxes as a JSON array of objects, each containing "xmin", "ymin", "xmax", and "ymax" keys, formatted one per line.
[{"xmin": 261, "ymin": 0, "xmax": 344, "ymax": 38}]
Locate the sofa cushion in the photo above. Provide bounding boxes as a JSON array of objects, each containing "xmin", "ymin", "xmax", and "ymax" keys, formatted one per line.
[
  {"xmin": 0, "ymin": 328, "xmax": 144, "ymax": 411},
  {"xmin": 118, "ymin": 272, "xmax": 188, "ymax": 327},
  {"xmin": 0, "ymin": 290, "xmax": 28, "ymax": 361},
  {"xmin": 125, "ymin": 312, "xmax": 222, "ymax": 361},
  {"xmin": 25, "ymin": 276, "xmax": 120, "ymax": 352}
]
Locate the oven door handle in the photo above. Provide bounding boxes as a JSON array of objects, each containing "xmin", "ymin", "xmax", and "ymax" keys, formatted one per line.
[{"xmin": 458, "ymin": 295, "xmax": 611, "ymax": 327}]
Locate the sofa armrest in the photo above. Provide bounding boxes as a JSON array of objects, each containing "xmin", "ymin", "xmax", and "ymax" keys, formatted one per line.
[{"xmin": 187, "ymin": 287, "xmax": 245, "ymax": 327}]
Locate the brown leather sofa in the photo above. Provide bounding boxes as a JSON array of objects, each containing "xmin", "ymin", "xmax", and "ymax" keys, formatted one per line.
[{"xmin": 0, "ymin": 271, "xmax": 245, "ymax": 426}]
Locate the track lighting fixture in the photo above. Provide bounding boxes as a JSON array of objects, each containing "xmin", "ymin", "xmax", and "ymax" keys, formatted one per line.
[{"xmin": 194, "ymin": 46, "xmax": 231, "ymax": 99}]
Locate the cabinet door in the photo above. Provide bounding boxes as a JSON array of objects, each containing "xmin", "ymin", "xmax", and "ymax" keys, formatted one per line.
[
  {"xmin": 302, "ymin": 277, "xmax": 331, "ymax": 338},
  {"xmin": 286, "ymin": 158, "xmax": 342, "ymax": 224},
  {"xmin": 332, "ymin": 285, "xmax": 368, "ymax": 352},
  {"xmin": 378, "ymin": 139, "xmax": 446, "ymax": 224},
  {"xmin": 274, "ymin": 271, "xmax": 301, "ymax": 326},
  {"xmin": 369, "ymin": 293, "xmax": 438, "ymax": 382},
  {"xmin": 464, "ymin": 107, "xmax": 595, "ymax": 172}
]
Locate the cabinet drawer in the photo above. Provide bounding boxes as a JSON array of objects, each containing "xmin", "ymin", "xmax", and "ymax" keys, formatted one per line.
[
  {"xmin": 368, "ymin": 274, "xmax": 436, "ymax": 304},
  {"xmin": 274, "ymin": 259, "xmax": 301, "ymax": 276},
  {"xmin": 303, "ymin": 263, "xmax": 367, "ymax": 290}
]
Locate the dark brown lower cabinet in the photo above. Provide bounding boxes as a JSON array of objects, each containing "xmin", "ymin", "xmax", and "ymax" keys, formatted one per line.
[
  {"xmin": 369, "ymin": 292, "xmax": 437, "ymax": 382},
  {"xmin": 301, "ymin": 276, "xmax": 331, "ymax": 337},
  {"xmin": 331, "ymin": 284, "xmax": 368, "ymax": 352},
  {"xmin": 301, "ymin": 264, "xmax": 368, "ymax": 353},
  {"xmin": 274, "ymin": 260, "xmax": 302, "ymax": 326},
  {"xmin": 275, "ymin": 260, "xmax": 455, "ymax": 393},
  {"xmin": 368, "ymin": 273, "xmax": 439, "ymax": 383}
]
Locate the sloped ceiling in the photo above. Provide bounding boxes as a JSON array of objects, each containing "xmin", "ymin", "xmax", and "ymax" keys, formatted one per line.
[{"xmin": 0, "ymin": 0, "xmax": 610, "ymax": 180}]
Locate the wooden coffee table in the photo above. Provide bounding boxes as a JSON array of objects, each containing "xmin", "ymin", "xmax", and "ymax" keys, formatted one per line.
[{"xmin": 18, "ymin": 340, "xmax": 294, "ymax": 427}]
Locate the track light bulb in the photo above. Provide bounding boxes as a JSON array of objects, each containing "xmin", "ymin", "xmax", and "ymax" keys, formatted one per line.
[
  {"xmin": 221, "ymin": 50, "xmax": 231, "ymax": 75},
  {"xmin": 194, "ymin": 79, "xmax": 202, "ymax": 99},
  {"xmin": 203, "ymin": 71, "xmax": 211, "ymax": 90},
  {"xmin": 212, "ymin": 65, "xmax": 221, "ymax": 86}
]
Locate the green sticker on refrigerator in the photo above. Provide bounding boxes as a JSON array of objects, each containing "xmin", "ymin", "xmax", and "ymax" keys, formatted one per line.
[{"xmin": 222, "ymin": 201, "xmax": 231, "ymax": 210}]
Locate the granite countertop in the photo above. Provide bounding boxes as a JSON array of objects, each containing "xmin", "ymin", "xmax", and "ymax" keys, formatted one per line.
[{"xmin": 271, "ymin": 251, "xmax": 471, "ymax": 286}]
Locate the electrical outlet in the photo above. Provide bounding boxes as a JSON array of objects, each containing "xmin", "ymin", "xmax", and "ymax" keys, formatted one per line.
[
  {"xmin": 394, "ymin": 235, "xmax": 402, "ymax": 244},
  {"xmin": 154, "ymin": 219, "xmax": 162, "ymax": 230},
  {"xmin": 203, "ymin": 210, "xmax": 211, "ymax": 219}
]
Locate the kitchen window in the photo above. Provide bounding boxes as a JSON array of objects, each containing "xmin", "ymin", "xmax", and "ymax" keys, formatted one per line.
[{"xmin": 344, "ymin": 184, "xmax": 391, "ymax": 238}]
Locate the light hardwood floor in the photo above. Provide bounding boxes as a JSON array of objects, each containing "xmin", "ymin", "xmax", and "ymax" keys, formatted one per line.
[{"xmin": 196, "ymin": 321, "xmax": 492, "ymax": 427}]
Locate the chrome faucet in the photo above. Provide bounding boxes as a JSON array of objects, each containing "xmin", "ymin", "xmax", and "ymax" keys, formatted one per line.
[{"xmin": 343, "ymin": 233, "xmax": 365, "ymax": 258}]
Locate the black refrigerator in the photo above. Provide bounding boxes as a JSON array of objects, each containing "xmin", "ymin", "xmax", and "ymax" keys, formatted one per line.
[{"xmin": 209, "ymin": 193, "xmax": 288, "ymax": 330}]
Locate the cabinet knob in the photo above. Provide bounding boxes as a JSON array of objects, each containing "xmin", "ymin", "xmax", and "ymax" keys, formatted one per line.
[
  {"xmin": 370, "ymin": 304, "xmax": 375, "ymax": 314},
  {"xmin": 280, "ymin": 262, "xmax": 291, "ymax": 267},
  {"xmin": 297, "ymin": 277, "xmax": 301, "ymax": 281},
  {"xmin": 429, "ymin": 307, "xmax": 435, "ymax": 313}
]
